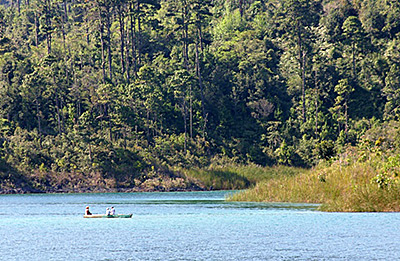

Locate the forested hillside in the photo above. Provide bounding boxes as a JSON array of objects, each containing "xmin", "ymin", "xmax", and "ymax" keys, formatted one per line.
[{"xmin": 1, "ymin": 0, "xmax": 400, "ymax": 193}]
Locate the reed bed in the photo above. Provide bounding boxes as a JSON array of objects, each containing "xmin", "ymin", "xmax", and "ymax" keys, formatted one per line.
[
  {"xmin": 180, "ymin": 164, "xmax": 304, "ymax": 190},
  {"xmin": 228, "ymin": 159, "xmax": 400, "ymax": 212}
]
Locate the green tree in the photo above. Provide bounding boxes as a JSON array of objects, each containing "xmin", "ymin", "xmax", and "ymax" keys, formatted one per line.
[
  {"xmin": 332, "ymin": 78, "xmax": 354, "ymax": 136},
  {"xmin": 279, "ymin": 0, "xmax": 322, "ymax": 123},
  {"xmin": 383, "ymin": 36, "xmax": 400, "ymax": 120},
  {"xmin": 342, "ymin": 15, "xmax": 366, "ymax": 79}
]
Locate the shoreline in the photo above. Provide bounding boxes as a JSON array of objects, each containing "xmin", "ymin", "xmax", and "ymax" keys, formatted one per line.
[{"xmin": 0, "ymin": 185, "xmax": 210, "ymax": 195}]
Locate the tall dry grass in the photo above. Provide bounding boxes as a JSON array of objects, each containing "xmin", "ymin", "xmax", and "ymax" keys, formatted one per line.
[
  {"xmin": 179, "ymin": 164, "xmax": 304, "ymax": 190},
  {"xmin": 228, "ymin": 157, "xmax": 400, "ymax": 212}
]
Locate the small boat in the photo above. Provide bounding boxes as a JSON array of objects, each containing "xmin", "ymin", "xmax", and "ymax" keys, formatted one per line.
[{"xmin": 83, "ymin": 214, "xmax": 133, "ymax": 218}]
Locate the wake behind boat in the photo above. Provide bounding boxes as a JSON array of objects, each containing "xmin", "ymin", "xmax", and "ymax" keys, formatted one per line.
[{"xmin": 83, "ymin": 214, "xmax": 133, "ymax": 218}]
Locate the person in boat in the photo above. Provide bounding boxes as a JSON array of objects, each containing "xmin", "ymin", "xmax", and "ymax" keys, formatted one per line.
[
  {"xmin": 110, "ymin": 207, "xmax": 115, "ymax": 215},
  {"xmin": 106, "ymin": 207, "xmax": 111, "ymax": 215},
  {"xmin": 85, "ymin": 206, "xmax": 92, "ymax": 215}
]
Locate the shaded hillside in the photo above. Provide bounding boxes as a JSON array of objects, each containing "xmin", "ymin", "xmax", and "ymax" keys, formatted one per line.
[{"xmin": 0, "ymin": 0, "xmax": 400, "ymax": 192}]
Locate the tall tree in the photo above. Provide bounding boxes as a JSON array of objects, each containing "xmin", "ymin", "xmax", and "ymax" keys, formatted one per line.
[
  {"xmin": 279, "ymin": 0, "xmax": 321, "ymax": 123},
  {"xmin": 342, "ymin": 15, "xmax": 365, "ymax": 79},
  {"xmin": 332, "ymin": 78, "xmax": 354, "ymax": 136}
]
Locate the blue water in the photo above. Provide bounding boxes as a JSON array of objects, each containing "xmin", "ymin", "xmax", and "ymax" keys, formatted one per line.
[{"xmin": 1, "ymin": 191, "xmax": 399, "ymax": 260}]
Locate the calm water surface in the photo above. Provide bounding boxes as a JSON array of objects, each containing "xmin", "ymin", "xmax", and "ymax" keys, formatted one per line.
[{"xmin": 1, "ymin": 191, "xmax": 399, "ymax": 260}]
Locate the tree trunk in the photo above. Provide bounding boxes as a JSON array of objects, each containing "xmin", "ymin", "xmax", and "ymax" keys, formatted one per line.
[
  {"xmin": 182, "ymin": 99, "xmax": 187, "ymax": 152},
  {"xmin": 56, "ymin": 98, "xmax": 62, "ymax": 134},
  {"xmin": 100, "ymin": 21, "xmax": 106, "ymax": 83},
  {"xmin": 106, "ymin": 12, "xmax": 112, "ymax": 82},
  {"xmin": 63, "ymin": 0, "xmax": 68, "ymax": 21},
  {"xmin": 125, "ymin": 36, "xmax": 130, "ymax": 83},
  {"xmin": 136, "ymin": 2, "xmax": 142, "ymax": 68},
  {"xmin": 182, "ymin": 1, "xmax": 189, "ymax": 70},
  {"xmin": 314, "ymin": 71, "xmax": 318, "ymax": 137},
  {"xmin": 124, "ymin": 4, "xmax": 130, "ymax": 84},
  {"xmin": 34, "ymin": 11, "xmax": 39, "ymax": 46},
  {"xmin": 45, "ymin": 0, "xmax": 52, "ymax": 54},
  {"xmin": 352, "ymin": 41, "xmax": 356, "ymax": 78},
  {"xmin": 189, "ymin": 80, "xmax": 193, "ymax": 139},
  {"xmin": 85, "ymin": 11, "xmax": 90, "ymax": 45},
  {"xmin": 35, "ymin": 98, "xmax": 41, "ymax": 134},
  {"xmin": 61, "ymin": 16, "xmax": 67, "ymax": 53},
  {"xmin": 345, "ymin": 100, "xmax": 348, "ymax": 135},
  {"xmin": 146, "ymin": 109, "xmax": 151, "ymax": 143},
  {"xmin": 109, "ymin": 105, "xmax": 112, "ymax": 142},
  {"xmin": 118, "ymin": 4, "xmax": 126, "ymax": 82},
  {"xmin": 88, "ymin": 143, "xmax": 92, "ymax": 162},
  {"xmin": 198, "ymin": 26, "xmax": 204, "ymax": 52},
  {"xmin": 239, "ymin": 0, "xmax": 244, "ymax": 17},
  {"xmin": 129, "ymin": 2, "xmax": 137, "ymax": 78},
  {"xmin": 302, "ymin": 53, "xmax": 306, "ymax": 124},
  {"xmin": 297, "ymin": 26, "xmax": 306, "ymax": 123},
  {"xmin": 195, "ymin": 36, "xmax": 207, "ymax": 139}
]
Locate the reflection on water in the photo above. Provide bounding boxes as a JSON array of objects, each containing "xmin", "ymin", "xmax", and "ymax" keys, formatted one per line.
[
  {"xmin": 1, "ymin": 191, "xmax": 400, "ymax": 260},
  {"xmin": 226, "ymin": 201, "xmax": 320, "ymax": 211}
]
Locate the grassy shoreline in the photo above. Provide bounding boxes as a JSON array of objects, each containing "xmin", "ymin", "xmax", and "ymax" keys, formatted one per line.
[
  {"xmin": 0, "ymin": 164, "xmax": 305, "ymax": 194},
  {"xmin": 3, "ymin": 155, "xmax": 400, "ymax": 213},
  {"xmin": 179, "ymin": 164, "xmax": 305, "ymax": 190},
  {"xmin": 227, "ymin": 156, "xmax": 400, "ymax": 212}
]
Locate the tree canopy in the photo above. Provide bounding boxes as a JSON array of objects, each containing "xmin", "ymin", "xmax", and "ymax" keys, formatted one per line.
[{"xmin": 1, "ymin": 0, "xmax": 400, "ymax": 191}]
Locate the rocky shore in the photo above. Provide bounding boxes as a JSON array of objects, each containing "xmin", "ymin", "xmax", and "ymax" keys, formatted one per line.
[
  {"xmin": 0, "ymin": 186, "xmax": 208, "ymax": 194},
  {"xmin": 0, "ymin": 174, "xmax": 208, "ymax": 194}
]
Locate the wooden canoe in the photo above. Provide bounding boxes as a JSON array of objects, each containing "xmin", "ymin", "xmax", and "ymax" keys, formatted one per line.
[{"xmin": 83, "ymin": 214, "xmax": 133, "ymax": 218}]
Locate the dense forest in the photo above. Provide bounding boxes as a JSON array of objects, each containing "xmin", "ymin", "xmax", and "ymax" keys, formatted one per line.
[{"xmin": 1, "ymin": 0, "xmax": 400, "ymax": 193}]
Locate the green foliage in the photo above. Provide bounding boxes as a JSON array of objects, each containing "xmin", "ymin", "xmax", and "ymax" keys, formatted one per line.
[
  {"xmin": 316, "ymin": 140, "xmax": 336, "ymax": 160},
  {"xmin": 181, "ymin": 163, "xmax": 302, "ymax": 190},
  {"xmin": 1, "ymin": 0, "xmax": 400, "ymax": 193},
  {"xmin": 230, "ymin": 122, "xmax": 400, "ymax": 212},
  {"xmin": 213, "ymin": 7, "xmax": 245, "ymax": 42},
  {"xmin": 370, "ymin": 173, "xmax": 391, "ymax": 189}
]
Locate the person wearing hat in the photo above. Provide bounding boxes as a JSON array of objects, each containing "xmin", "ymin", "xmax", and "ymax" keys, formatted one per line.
[{"xmin": 85, "ymin": 206, "xmax": 92, "ymax": 215}]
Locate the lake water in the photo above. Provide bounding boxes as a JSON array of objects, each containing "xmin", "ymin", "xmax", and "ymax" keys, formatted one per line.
[{"xmin": 1, "ymin": 191, "xmax": 399, "ymax": 260}]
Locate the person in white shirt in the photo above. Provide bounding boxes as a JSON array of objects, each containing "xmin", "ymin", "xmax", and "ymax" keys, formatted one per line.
[
  {"xmin": 106, "ymin": 207, "xmax": 110, "ymax": 215},
  {"xmin": 110, "ymin": 207, "xmax": 115, "ymax": 215},
  {"xmin": 85, "ymin": 206, "xmax": 92, "ymax": 215}
]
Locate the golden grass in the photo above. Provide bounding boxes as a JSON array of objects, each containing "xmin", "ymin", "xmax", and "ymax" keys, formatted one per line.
[
  {"xmin": 228, "ymin": 158, "xmax": 400, "ymax": 212},
  {"xmin": 178, "ymin": 164, "xmax": 304, "ymax": 190}
]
